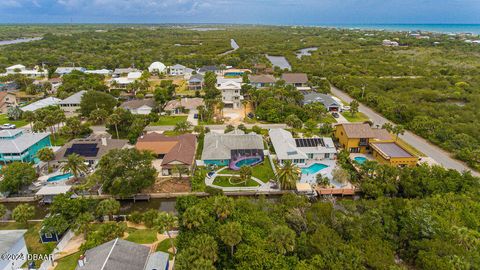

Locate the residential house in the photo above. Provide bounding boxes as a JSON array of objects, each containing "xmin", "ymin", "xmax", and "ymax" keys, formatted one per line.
[
  {"xmin": 282, "ymin": 73, "xmax": 309, "ymax": 89},
  {"xmin": 112, "ymin": 71, "xmax": 142, "ymax": 88},
  {"xmin": 188, "ymin": 74, "xmax": 204, "ymax": 90},
  {"xmin": 0, "ymin": 230, "xmax": 28, "ymax": 270},
  {"xmin": 303, "ymin": 92, "xmax": 342, "ymax": 111},
  {"xmin": 334, "ymin": 123, "xmax": 392, "ymax": 153},
  {"xmin": 20, "ymin": 97, "xmax": 61, "ymax": 112},
  {"xmin": 55, "ymin": 67, "xmax": 86, "ymax": 76},
  {"xmin": 148, "ymin": 62, "xmax": 167, "ymax": 74},
  {"xmin": 269, "ymin": 128, "xmax": 336, "ymax": 166},
  {"xmin": 164, "ymin": 97, "xmax": 204, "ymax": 115},
  {"xmin": 202, "ymin": 130, "xmax": 264, "ymax": 167},
  {"xmin": 53, "ymin": 136, "xmax": 128, "ymax": 167},
  {"xmin": 120, "ymin": 99, "xmax": 156, "ymax": 115},
  {"xmin": 217, "ymin": 78, "xmax": 243, "ymax": 109},
  {"xmin": 3, "ymin": 64, "xmax": 48, "ymax": 78},
  {"xmin": 0, "ymin": 129, "xmax": 51, "ymax": 164},
  {"xmin": 113, "ymin": 68, "xmax": 139, "ymax": 78},
  {"xmin": 0, "ymin": 92, "xmax": 17, "ymax": 114},
  {"xmin": 85, "ymin": 69, "xmax": 113, "ymax": 76},
  {"xmin": 370, "ymin": 142, "xmax": 418, "ymax": 167},
  {"xmin": 253, "ymin": 63, "xmax": 273, "ymax": 74},
  {"xmin": 59, "ymin": 90, "xmax": 86, "ymax": 113},
  {"xmin": 248, "ymin": 74, "xmax": 276, "ymax": 88},
  {"xmin": 75, "ymin": 238, "xmax": 169, "ymax": 270},
  {"xmin": 382, "ymin": 40, "xmax": 399, "ymax": 46},
  {"xmin": 48, "ymin": 77, "xmax": 63, "ymax": 92},
  {"xmin": 136, "ymin": 133, "xmax": 197, "ymax": 176},
  {"xmin": 169, "ymin": 64, "xmax": 187, "ymax": 76},
  {"xmin": 198, "ymin": 65, "xmax": 224, "ymax": 76}
]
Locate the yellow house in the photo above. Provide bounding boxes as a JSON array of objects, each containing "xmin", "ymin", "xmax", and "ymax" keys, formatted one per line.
[
  {"xmin": 370, "ymin": 142, "xmax": 418, "ymax": 167},
  {"xmin": 334, "ymin": 123, "xmax": 392, "ymax": 153}
]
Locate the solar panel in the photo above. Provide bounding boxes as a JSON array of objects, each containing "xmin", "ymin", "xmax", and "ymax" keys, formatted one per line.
[
  {"xmin": 295, "ymin": 138, "xmax": 326, "ymax": 148},
  {"xmin": 64, "ymin": 143, "xmax": 99, "ymax": 157}
]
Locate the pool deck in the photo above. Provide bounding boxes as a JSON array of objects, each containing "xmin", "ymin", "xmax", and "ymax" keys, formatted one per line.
[{"xmin": 300, "ymin": 159, "xmax": 339, "ymax": 186}]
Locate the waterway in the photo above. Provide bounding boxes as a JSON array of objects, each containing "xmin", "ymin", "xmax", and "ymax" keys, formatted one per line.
[
  {"xmin": 0, "ymin": 37, "xmax": 43, "ymax": 46},
  {"xmin": 265, "ymin": 54, "xmax": 292, "ymax": 70},
  {"xmin": 219, "ymin": 39, "xmax": 239, "ymax": 55}
]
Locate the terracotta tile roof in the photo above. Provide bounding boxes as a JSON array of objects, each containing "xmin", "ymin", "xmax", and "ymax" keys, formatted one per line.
[
  {"xmin": 281, "ymin": 73, "xmax": 308, "ymax": 84},
  {"xmin": 135, "ymin": 133, "xmax": 197, "ymax": 167}
]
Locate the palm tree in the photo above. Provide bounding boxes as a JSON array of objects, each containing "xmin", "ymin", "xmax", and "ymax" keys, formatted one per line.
[
  {"xmin": 182, "ymin": 206, "xmax": 207, "ymax": 230},
  {"xmin": 154, "ymin": 212, "xmax": 179, "ymax": 254},
  {"xmin": 241, "ymin": 100, "xmax": 249, "ymax": 119},
  {"xmin": 219, "ymin": 222, "xmax": 243, "ymax": 256},
  {"xmin": 62, "ymin": 153, "xmax": 88, "ymax": 181},
  {"xmin": 174, "ymin": 121, "xmax": 192, "ymax": 134},
  {"xmin": 239, "ymin": 166, "xmax": 252, "ymax": 186},
  {"xmin": 37, "ymin": 147, "xmax": 55, "ymax": 171},
  {"xmin": 107, "ymin": 114, "xmax": 121, "ymax": 139},
  {"xmin": 23, "ymin": 110, "xmax": 35, "ymax": 130},
  {"xmin": 268, "ymin": 225, "xmax": 296, "ymax": 255},
  {"xmin": 393, "ymin": 125, "xmax": 405, "ymax": 141},
  {"xmin": 276, "ymin": 160, "xmax": 300, "ymax": 190},
  {"xmin": 96, "ymin": 198, "xmax": 120, "ymax": 220},
  {"xmin": 74, "ymin": 212, "xmax": 94, "ymax": 237},
  {"xmin": 212, "ymin": 196, "xmax": 234, "ymax": 220}
]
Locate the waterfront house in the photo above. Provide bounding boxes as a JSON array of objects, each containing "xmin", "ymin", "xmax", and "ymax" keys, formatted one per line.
[
  {"xmin": 0, "ymin": 230, "xmax": 28, "ymax": 270},
  {"xmin": 164, "ymin": 97, "xmax": 204, "ymax": 115},
  {"xmin": 302, "ymin": 92, "xmax": 341, "ymax": 111},
  {"xmin": 198, "ymin": 65, "xmax": 224, "ymax": 76},
  {"xmin": 0, "ymin": 92, "xmax": 17, "ymax": 114},
  {"xmin": 188, "ymin": 74, "xmax": 204, "ymax": 90},
  {"xmin": 281, "ymin": 73, "xmax": 309, "ymax": 89},
  {"xmin": 217, "ymin": 78, "xmax": 242, "ymax": 109},
  {"xmin": 53, "ymin": 136, "xmax": 128, "ymax": 167},
  {"xmin": 75, "ymin": 238, "xmax": 169, "ymax": 270},
  {"xmin": 148, "ymin": 62, "xmax": 167, "ymax": 74},
  {"xmin": 55, "ymin": 67, "xmax": 86, "ymax": 76},
  {"xmin": 35, "ymin": 185, "xmax": 73, "ymax": 205},
  {"xmin": 113, "ymin": 68, "xmax": 139, "ymax": 78},
  {"xmin": 269, "ymin": 128, "xmax": 337, "ymax": 166},
  {"xmin": 20, "ymin": 97, "xmax": 61, "ymax": 112},
  {"xmin": 0, "ymin": 129, "xmax": 51, "ymax": 164},
  {"xmin": 136, "ymin": 133, "xmax": 197, "ymax": 176},
  {"xmin": 201, "ymin": 130, "xmax": 264, "ymax": 168},
  {"xmin": 59, "ymin": 90, "xmax": 86, "ymax": 113},
  {"xmin": 334, "ymin": 123, "xmax": 392, "ymax": 154},
  {"xmin": 120, "ymin": 99, "xmax": 156, "ymax": 115},
  {"xmin": 248, "ymin": 74, "xmax": 276, "ymax": 88},
  {"xmin": 370, "ymin": 142, "xmax": 418, "ymax": 167}
]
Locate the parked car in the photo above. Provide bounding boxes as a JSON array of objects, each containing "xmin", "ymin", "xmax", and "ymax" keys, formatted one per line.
[
  {"xmin": 0, "ymin": 123, "xmax": 16, "ymax": 129},
  {"xmin": 331, "ymin": 112, "xmax": 340, "ymax": 118}
]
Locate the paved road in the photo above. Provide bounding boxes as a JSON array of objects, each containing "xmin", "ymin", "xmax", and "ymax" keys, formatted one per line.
[{"xmin": 331, "ymin": 86, "xmax": 479, "ymax": 176}]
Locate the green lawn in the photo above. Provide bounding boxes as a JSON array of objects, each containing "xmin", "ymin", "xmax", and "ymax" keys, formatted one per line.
[
  {"xmin": 156, "ymin": 238, "xmax": 176, "ymax": 260},
  {"xmin": 55, "ymin": 252, "xmax": 82, "ymax": 270},
  {"xmin": 213, "ymin": 176, "xmax": 260, "ymax": 187},
  {"xmin": 221, "ymin": 160, "xmax": 275, "ymax": 183},
  {"xmin": 0, "ymin": 114, "xmax": 28, "ymax": 127},
  {"xmin": 341, "ymin": 111, "xmax": 369, "ymax": 122},
  {"xmin": 125, "ymin": 228, "xmax": 157, "ymax": 244},
  {"xmin": 150, "ymin": 116, "xmax": 187, "ymax": 126},
  {"xmin": 51, "ymin": 135, "xmax": 70, "ymax": 146}
]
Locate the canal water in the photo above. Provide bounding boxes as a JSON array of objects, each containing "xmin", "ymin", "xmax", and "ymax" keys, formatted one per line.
[{"xmin": 266, "ymin": 54, "xmax": 292, "ymax": 70}]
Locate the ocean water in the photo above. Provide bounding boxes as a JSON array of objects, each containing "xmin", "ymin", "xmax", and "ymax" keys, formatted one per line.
[{"xmin": 317, "ymin": 24, "xmax": 480, "ymax": 35}]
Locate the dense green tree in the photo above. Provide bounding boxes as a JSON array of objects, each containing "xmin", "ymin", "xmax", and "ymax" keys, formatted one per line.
[
  {"xmin": 219, "ymin": 222, "xmax": 243, "ymax": 256},
  {"xmin": 0, "ymin": 162, "xmax": 36, "ymax": 194},
  {"xmin": 12, "ymin": 204, "xmax": 34, "ymax": 225},
  {"xmin": 80, "ymin": 91, "xmax": 117, "ymax": 116},
  {"xmin": 96, "ymin": 199, "xmax": 120, "ymax": 219},
  {"xmin": 36, "ymin": 147, "xmax": 55, "ymax": 170}
]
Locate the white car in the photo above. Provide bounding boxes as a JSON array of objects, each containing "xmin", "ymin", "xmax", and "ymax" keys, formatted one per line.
[
  {"xmin": 0, "ymin": 123, "xmax": 16, "ymax": 129},
  {"xmin": 342, "ymin": 106, "xmax": 351, "ymax": 111}
]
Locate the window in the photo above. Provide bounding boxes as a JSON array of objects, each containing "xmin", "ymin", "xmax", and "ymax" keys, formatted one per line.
[
  {"xmin": 307, "ymin": 153, "xmax": 313, "ymax": 159},
  {"xmin": 325, "ymin": 153, "xmax": 330, "ymax": 158}
]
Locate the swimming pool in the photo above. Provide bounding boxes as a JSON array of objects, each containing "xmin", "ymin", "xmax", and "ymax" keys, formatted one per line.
[
  {"xmin": 47, "ymin": 173, "xmax": 73, "ymax": 182},
  {"xmin": 301, "ymin": 163, "xmax": 328, "ymax": 175},
  {"xmin": 354, "ymin": 157, "xmax": 368, "ymax": 164},
  {"xmin": 234, "ymin": 157, "xmax": 262, "ymax": 167}
]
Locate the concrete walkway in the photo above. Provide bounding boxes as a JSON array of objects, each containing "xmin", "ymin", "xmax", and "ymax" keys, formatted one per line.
[
  {"xmin": 331, "ymin": 85, "xmax": 479, "ymax": 176},
  {"xmin": 187, "ymin": 112, "xmax": 198, "ymax": 125}
]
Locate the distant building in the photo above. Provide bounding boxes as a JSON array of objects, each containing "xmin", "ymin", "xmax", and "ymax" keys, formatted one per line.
[
  {"xmin": 382, "ymin": 40, "xmax": 399, "ymax": 46},
  {"xmin": 302, "ymin": 92, "xmax": 341, "ymax": 111},
  {"xmin": 113, "ymin": 68, "xmax": 139, "ymax": 77},
  {"xmin": 136, "ymin": 133, "xmax": 197, "ymax": 176},
  {"xmin": 111, "ymin": 71, "xmax": 142, "ymax": 88},
  {"xmin": 55, "ymin": 67, "xmax": 86, "ymax": 76},
  {"xmin": 269, "ymin": 128, "xmax": 336, "ymax": 166},
  {"xmin": 281, "ymin": 73, "xmax": 309, "ymax": 89},
  {"xmin": 198, "ymin": 65, "xmax": 224, "ymax": 76},
  {"xmin": 248, "ymin": 74, "xmax": 276, "ymax": 88},
  {"xmin": 2, "ymin": 64, "xmax": 48, "ymax": 78},
  {"xmin": 75, "ymin": 238, "xmax": 170, "ymax": 270},
  {"xmin": 148, "ymin": 62, "xmax": 167, "ymax": 74},
  {"xmin": 164, "ymin": 97, "xmax": 204, "ymax": 115},
  {"xmin": 0, "ymin": 129, "xmax": 51, "ymax": 164},
  {"xmin": 20, "ymin": 97, "xmax": 61, "ymax": 112},
  {"xmin": 0, "ymin": 92, "xmax": 17, "ymax": 114},
  {"xmin": 0, "ymin": 230, "xmax": 28, "ymax": 270},
  {"xmin": 59, "ymin": 90, "xmax": 86, "ymax": 113},
  {"xmin": 85, "ymin": 69, "xmax": 113, "ymax": 75},
  {"xmin": 169, "ymin": 64, "xmax": 187, "ymax": 76},
  {"xmin": 188, "ymin": 74, "xmax": 204, "ymax": 90},
  {"xmin": 120, "ymin": 99, "xmax": 156, "ymax": 115},
  {"xmin": 224, "ymin": 68, "xmax": 251, "ymax": 77}
]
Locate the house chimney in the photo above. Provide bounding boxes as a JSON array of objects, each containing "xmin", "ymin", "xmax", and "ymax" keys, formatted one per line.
[
  {"xmin": 77, "ymin": 254, "xmax": 87, "ymax": 267},
  {"xmin": 101, "ymin": 137, "xmax": 107, "ymax": 146}
]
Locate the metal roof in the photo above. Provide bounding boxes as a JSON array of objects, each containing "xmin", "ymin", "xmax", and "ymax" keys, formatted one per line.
[
  {"xmin": 0, "ymin": 129, "xmax": 50, "ymax": 154},
  {"xmin": 20, "ymin": 97, "xmax": 61, "ymax": 112},
  {"xmin": 59, "ymin": 90, "xmax": 86, "ymax": 105}
]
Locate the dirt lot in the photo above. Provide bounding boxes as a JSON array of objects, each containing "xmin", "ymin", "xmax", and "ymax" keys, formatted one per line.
[{"xmin": 144, "ymin": 178, "xmax": 192, "ymax": 193}]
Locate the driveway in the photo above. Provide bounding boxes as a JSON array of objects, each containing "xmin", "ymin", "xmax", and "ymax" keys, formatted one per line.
[{"xmin": 330, "ymin": 85, "xmax": 479, "ymax": 176}]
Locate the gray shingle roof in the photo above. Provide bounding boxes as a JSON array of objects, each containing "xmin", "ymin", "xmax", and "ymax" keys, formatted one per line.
[
  {"xmin": 59, "ymin": 90, "xmax": 86, "ymax": 105},
  {"xmin": 303, "ymin": 93, "xmax": 341, "ymax": 108},
  {"xmin": 201, "ymin": 132, "xmax": 264, "ymax": 160},
  {"xmin": 20, "ymin": 97, "xmax": 61, "ymax": 112}
]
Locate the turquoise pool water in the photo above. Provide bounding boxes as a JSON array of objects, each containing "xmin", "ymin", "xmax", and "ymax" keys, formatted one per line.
[
  {"xmin": 234, "ymin": 157, "xmax": 261, "ymax": 167},
  {"xmin": 354, "ymin": 157, "xmax": 368, "ymax": 164},
  {"xmin": 301, "ymin": 163, "xmax": 328, "ymax": 175},
  {"xmin": 47, "ymin": 173, "xmax": 73, "ymax": 182}
]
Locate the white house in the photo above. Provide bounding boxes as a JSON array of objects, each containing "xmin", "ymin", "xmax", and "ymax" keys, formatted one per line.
[
  {"xmin": 382, "ymin": 40, "xmax": 399, "ymax": 46},
  {"xmin": 85, "ymin": 69, "xmax": 113, "ymax": 76},
  {"xmin": 111, "ymin": 71, "xmax": 142, "ymax": 88},
  {"xmin": 269, "ymin": 128, "xmax": 337, "ymax": 166},
  {"xmin": 20, "ymin": 97, "xmax": 62, "ymax": 112},
  {"xmin": 3, "ymin": 64, "xmax": 48, "ymax": 78},
  {"xmin": 120, "ymin": 99, "xmax": 156, "ymax": 115},
  {"xmin": 59, "ymin": 90, "xmax": 86, "ymax": 113},
  {"xmin": 55, "ymin": 67, "xmax": 86, "ymax": 75},
  {"xmin": 148, "ymin": 62, "xmax": 167, "ymax": 74},
  {"xmin": 0, "ymin": 230, "xmax": 28, "ymax": 270},
  {"xmin": 217, "ymin": 79, "xmax": 243, "ymax": 109},
  {"xmin": 169, "ymin": 64, "xmax": 187, "ymax": 76}
]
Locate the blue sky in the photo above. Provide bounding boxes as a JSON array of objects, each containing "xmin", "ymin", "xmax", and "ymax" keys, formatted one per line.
[{"xmin": 0, "ymin": 0, "xmax": 479, "ymax": 24}]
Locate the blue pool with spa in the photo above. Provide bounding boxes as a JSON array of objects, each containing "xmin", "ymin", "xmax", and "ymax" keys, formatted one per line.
[
  {"xmin": 47, "ymin": 173, "xmax": 73, "ymax": 182},
  {"xmin": 354, "ymin": 157, "xmax": 368, "ymax": 165},
  {"xmin": 301, "ymin": 163, "xmax": 328, "ymax": 175}
]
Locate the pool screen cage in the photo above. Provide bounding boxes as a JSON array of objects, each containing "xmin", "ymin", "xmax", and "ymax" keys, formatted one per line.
[{"xmin": 230, "ymin": 149, "xmax": 264, "ymax": 161}]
